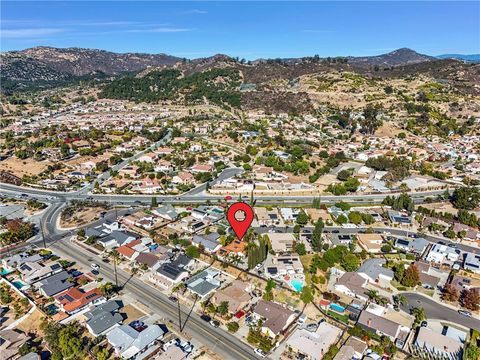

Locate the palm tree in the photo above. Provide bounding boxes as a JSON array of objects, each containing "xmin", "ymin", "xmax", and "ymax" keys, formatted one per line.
[
  {"xmin": 130, "ymin": 266, "xmax": 139, "ymax": 277},
  {"xmin": 397, "ymin": 294, "xmax": 407, "ymax": 307},
  {"xmin": 109, "ymin": 250, "xmax": 120, "ymax": 288},
  {"xmin": 365, "ymin": 289, "xmax": 379, "ymax": 303},
  {"xmin": 411, "ymin": 307, "xmax": 426, "ymax": 327}
]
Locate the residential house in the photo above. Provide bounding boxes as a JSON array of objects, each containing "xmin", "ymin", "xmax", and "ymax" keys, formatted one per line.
[
  {"xmin": 135, "ymin": 253, "xmax": 160, "ymax": 270},
  {"xmin": 357, "ymin": 306, "xmax": 409, "ymax": 345},
  {"xmin": 252, "ymin": 300, "xmax": 295, "ymax": 338},
  {"xmin": 172, "ymin": 172, "xmax": 195, "ymax": 185},
  {"xmin": 36, "ymin": 271, "xmax": 74, "ymax": 297},
  {"xmin": 464, "ymin": 252, "xmax": 480, "ymax": 274},
  {"xmin": 267, "ymin": 233, "xmax": 295, "ymax": 253},
  {"xmin": 357, "ymin": 259, "xmax": 394, "ymax": 286},
  {"xmin": 210, "ymin": 280, "xmax": 252, "ymax": 314},
  {"xmin": 190, "ymin": 164, "xmax": 213, "ymax": 173},
  {"xmin": 191, "ymin": 233, "xmax": 222, "ymax": 254},
  {"xmin": 286, "ymin": 322, "xmax": 342, "ymax": 360},
  {"xmin": 425, "ymin": 244, "xmax": 460, "ymax": 265},
  {"xmin": 357, "ymin": 234, "xmax": 384, "ymax": 253},
  {"xmin": 413, "ymin": 327, "xmax": 463, "ymax": 360},
  {"xmin": 334, "ymin": 272, "xmax": 369, "ymax": 301},
  {"xmin": 394, "ymin": 237, "xmax": 428, "ymax": 255},
  {"xmin": 107, "ymin": 324, "xmax": 165, "ymax": 359},
  {"xmin": 0, "ymin": 329, "xmax": 30, "ymax": 360},
  {"xmin": 265, "ymin": 254, "xmax": 303, "ymax": 279},
  {"xmin": 1, "ymin": 253, "xmax": 42, "ymax": 271},
  {"xmin": 333, "ymin": 337, "xmax": 368, "ymax": 360},
  {"xmin": 154, "ymin": 159, "xmax": 175, "ymax": 173},
  {"xmin": 85, "ymin": 300, "xmax": 123, "ymax": 336},
  {"xmin": 55, "ymin": 287, "xmax": 104, "ymax": 314},
  {"xmin": 97, "ymin": 231, "xmax": 138, "ymax": 250},
  {"xmin": 388, "ymin": 210, "xmax": 412, "ymax": 225},
  {"xmin": 413, "ymin": 261, "xmax": 441, "ymax": 289},
  {"xmin": 150, "ymin": 255, "xmax": 193, "ymax": 289},
  {"xmin": 119, "ymin": 166, "xmax": 140, "ymax": 178},
  {"xmin": 185, "ymin": 268, "xmax": 221, "ymax": 298},
  {"xmin": 152, "ymin": 204, "xmax": 178, "ymax": 221},
  {"xmin": 18, "ymin": 261, "xmax": 63, "ymax": 284}
]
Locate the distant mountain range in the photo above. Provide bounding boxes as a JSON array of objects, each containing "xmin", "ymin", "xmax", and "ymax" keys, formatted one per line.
[
  {"xmin": 1, "ymin": 46, "xmax": 477, "ymax": 95},
  {"xmin": 436, "ymin": 54, "xmax": 480, "ymax": 62}
]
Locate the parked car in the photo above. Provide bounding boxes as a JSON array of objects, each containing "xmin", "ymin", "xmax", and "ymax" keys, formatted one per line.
[
  {"xmin": 420, "ymin": 321, "xmax": 428, "ymax": 327},
  {"xmin": 254, "ymin": 348, "xmax": 267, "ymax": 358},
  {"xmin": 200, "ymin": 314, "xmax": 212, "ymax": 322},
  {"xmin": 210, "ymin": 320, "xmax": 220, "ymax": 328},
  {"xmin": 458, "ymin": 310, "xmax": 472, "ymax": 317},
  {"xmin": 130, "ymin": 320, "xmax": 147, "ymax": 331},
  {"xmin": 91, "ymin": 263, "xmax": 100, "ymax": 271},
  {"xmin": 168, "ymin": 296, "xmax": 178, "ymax": 302},
  {"xmin": 162, "ymin": 339, "xmax": 177, "ymax": 351},
  {"xmin": 179, "ymin": 340, "xmax": 193, "ymax": 353}
]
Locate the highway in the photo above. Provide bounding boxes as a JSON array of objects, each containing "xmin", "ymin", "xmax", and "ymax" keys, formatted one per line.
[
  {"xmin": 1, "ymin": 182, "xmax": 451, "ymax": 205},
  {"xmin": 401, "ymin": 292, "xmax": 480, "ymax": 331}
]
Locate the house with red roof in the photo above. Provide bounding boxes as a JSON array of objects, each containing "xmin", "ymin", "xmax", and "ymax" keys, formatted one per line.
[{"xmin": 55, "ymin": 287, "xmax": 105, "ymax": 314}]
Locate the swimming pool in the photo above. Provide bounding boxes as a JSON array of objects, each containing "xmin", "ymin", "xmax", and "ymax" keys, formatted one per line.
[
  {"xmin": 330, "ymin": 303, "xmax": 346, "ymax": 313},
  {"xmin": 290, "ymin": 279, "xmax": 304, "ymax": 292},
  {"xmin": 0, "ymin": 267, "xmax": 13, "ymax": 276},
  {"xmin": 12, "ymin": 280, "xmax": 26, "ymax": 289}
]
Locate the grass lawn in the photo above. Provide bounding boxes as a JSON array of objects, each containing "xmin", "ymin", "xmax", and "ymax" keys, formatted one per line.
[{"xmin": 327, "ymin": 310, "xmax": 349, "ymax": 324}]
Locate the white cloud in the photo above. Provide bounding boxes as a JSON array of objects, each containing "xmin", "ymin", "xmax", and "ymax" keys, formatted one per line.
[{"xmin": 1, "ymin": 28, "xmax": 65, "ymax": 38}]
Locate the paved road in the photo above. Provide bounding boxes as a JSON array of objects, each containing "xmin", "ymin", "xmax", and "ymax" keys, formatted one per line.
[
  {"xmin": 48, "ymin": 238, "xmax": 262, "ymax": 360},
  {"xmin": 183, "ymin": 167, "xmax": 244, "ymax": 196},
  {"xmin": 401, "ymin": 292, "xmax": 480, "ymax": 331},
  {"xmin": 1, "ymin": 183, "xmax": 452, "ymax": 205}
]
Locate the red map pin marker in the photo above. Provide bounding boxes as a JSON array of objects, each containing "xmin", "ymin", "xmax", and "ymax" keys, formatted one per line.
[{"xmin": 227, "ymin": 202, "xmax": 254, "ymax": 240}]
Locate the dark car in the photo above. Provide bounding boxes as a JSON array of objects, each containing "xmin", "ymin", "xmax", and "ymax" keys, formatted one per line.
[
  {"xmin": 332, "ymin": 230, "xmax": 340, "ymax": 233},
  {"xmin": 168, "ymin": 296, "xmax": 178, "ymax": 302},
  {"xmin": 200, "ymin": 314, "xmax": 212, "ymax": 322}
]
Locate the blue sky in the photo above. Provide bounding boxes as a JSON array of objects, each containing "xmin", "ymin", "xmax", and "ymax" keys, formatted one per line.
[{"xmin": 1, "ymin": 1, "xmax": 479, "ymax": 59}]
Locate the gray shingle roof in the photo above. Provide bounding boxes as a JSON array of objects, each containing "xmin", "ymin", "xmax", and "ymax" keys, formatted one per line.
[{"xmin": 358, "ymin": 259, "xmax": 394, "ymax": 280}]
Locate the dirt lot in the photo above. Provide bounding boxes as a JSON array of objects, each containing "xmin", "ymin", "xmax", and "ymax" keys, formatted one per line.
[
  {"xmin": 16, "ymin": 308, "xmax": 45, "ymax": 336},
  {"xmin": 60, "ymin": 206, "xmax": 105, "ymax": 228},
  {"xmin": 121, "ymin": 303, "xmax": 147, "ymax": 323},
  {"xmin": 418, "ymin": 202, "xmax": 458, "ymax": 216},
  {"xmin": 0, "ymin": 157, "xmax": 52, "ymax": 177}
]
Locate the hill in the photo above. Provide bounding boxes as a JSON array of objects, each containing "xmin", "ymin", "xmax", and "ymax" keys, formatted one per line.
[{"xmin": 437, "ymin": 54, "xmax": 480, "ymax": 63}]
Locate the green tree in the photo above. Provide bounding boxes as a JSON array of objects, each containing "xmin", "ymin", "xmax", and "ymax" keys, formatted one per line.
[
  {"xmin": 452, "ymin": 187, "xmax": 480, "ymax": 210},
  {"xmin": 186, "ymin": 245, "xmax": 200, "ymax": 258},
  {"xmin": 348, "ymin": 211, "xmax": 363, "ymax": 225},
  {"xmin": 151, "ymin": 197, "xmax": 158, "ymax": 208},
  {"xmin": 341, "ymin": 253, "xmax": 360, "ymax": 271},
  {"xmin": 336, "ymin": 214, "xmax": 348, "ymax": 225},
  {"xmin": 300, "ymin": 286, "xmax": 314, "ymax": 305},
  {"xmin": 296, "ymin": 210, "xmax": 309, "ymax": 225},
  {"xmin": 311, "ymin": 219, "xmax": 324, "ymax": 252},
  {"xmin": 295, "ymin": 243, "xmax": 307, "ymax": 256},
  {"xmin": 217, "ymin": 301, "xmax": 229, "ymax": 316},
  {"xmin": 227, "ymin": 321, "xmax": 239, "ymax": 333}
]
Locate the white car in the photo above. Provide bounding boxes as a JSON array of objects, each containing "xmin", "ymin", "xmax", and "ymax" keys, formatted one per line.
[
  {"xmin": 90, "ymin": 263, "xmax": 100, "ymax": 271},
  {"xmin": 162, "ymin": 339, "xmax": 177, "ymax": 351},
  {"xmin": 254, "ymin": 348, "xmax": 267, "ymax": 358}
]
